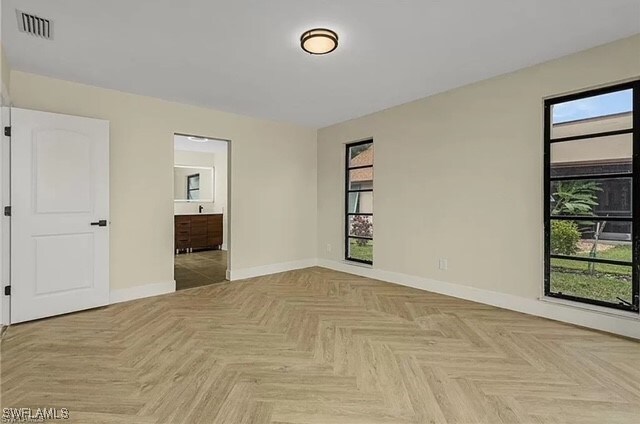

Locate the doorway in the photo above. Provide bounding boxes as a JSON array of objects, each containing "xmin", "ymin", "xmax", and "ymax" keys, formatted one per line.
[{"xmin": 173, "ymin": 134, "xmax": 230, "ymax": 290}]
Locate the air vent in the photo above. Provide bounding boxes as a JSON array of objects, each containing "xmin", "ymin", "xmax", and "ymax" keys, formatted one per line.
[{"xmin": 16, "ymin": 10, "xmax": 53, "ymax": 39}]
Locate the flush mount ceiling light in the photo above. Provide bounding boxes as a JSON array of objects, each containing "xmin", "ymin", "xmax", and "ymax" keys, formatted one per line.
[
  {"xmin": 300, "ymin": 28, "xmax": 338, "ymax": 55},
  {"xmin": 188, "ymin": 136, "xmax": 209, "ymax": 142}
]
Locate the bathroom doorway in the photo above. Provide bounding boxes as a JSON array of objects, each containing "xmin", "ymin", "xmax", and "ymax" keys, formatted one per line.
[{"xmin": 173, "ymin": 133, "xmax": 230, "ymax": 290}]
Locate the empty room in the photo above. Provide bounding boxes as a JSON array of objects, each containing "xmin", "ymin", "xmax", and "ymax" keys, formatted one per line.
[{"xmin": 0, "ymin": 1, "xmax": 639, "ymax": 423}]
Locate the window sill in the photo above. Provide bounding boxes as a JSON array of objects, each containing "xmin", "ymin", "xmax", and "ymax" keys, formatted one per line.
[
  {"xmin": 540, "ymin": 296, "xmax": 639, "ymax": 320},
  {"xmin": 342, "ymin": 260, "xmax": 373, "ymax": 269}
]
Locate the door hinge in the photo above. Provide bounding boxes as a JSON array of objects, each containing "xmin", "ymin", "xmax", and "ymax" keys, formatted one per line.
[
  {"xmin": 4, "ymin": 286, "xmax": 10, "ymax": 296},
  {"xmin": 3, "ymin": 206, "xmax": 10, "ymax": 217},
  {"xmin": 4, "ymin": 126, "xmax": 10, "ymax": 137}
]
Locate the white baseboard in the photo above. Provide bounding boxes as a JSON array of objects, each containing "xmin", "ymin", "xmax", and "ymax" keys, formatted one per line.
[
  {"xmin": 317, "ymin": 259, "xmax": 640, "ymax": 340},
  {"xmin": 229, "ymin": 258, "xmax": 317, "ymax": 281},
  {"xmin": 104, "ymin": 259, "xmax": 640, "ymax": 339},
  {"xmin": 221, "ymin": 243, "xmax": 228, "ymax": 251},
  {"xmin": 110, "ymin": 280, "xmax": 176, "ymax": 305}
]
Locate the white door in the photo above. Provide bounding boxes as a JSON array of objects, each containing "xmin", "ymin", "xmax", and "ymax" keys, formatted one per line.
[{"xmin": 11, "ymin": 108, "xmax": 109, "ymax": 323}]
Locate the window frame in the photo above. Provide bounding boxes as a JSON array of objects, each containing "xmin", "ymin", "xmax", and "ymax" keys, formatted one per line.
[
  {"xmin": 543, "ymin": 80, "xmax": 640, "ymax": 312},
  {"xmin": 345, "ymin": 139, "xmax": 374, "ymax": 265},
  {"xmin": 187, "ymin": 173, "xmax": 200, "ymax": 200}
]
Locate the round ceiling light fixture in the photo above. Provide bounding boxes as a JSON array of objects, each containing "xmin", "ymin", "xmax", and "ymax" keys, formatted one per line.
[{"xmin": 300, "ymin": 28, "xmax": 338, "ymax": 55}]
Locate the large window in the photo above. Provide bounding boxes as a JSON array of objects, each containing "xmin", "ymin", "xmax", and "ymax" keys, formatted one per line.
[
  {"xmin": 544, "ymin": 81, "xmax": 639, "ymax": 312},
  {"xmin": 345, "ymin": 140, "xmax": 373, "ymax": 264}
]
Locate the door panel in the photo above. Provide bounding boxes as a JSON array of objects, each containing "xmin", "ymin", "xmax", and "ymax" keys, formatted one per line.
[
  {"xmin": 35, "ymin": 129, "xmax": 93, "ymax": 213},
  {"xmin": 11, "ymin": 108, "xmax": 109, "ymax": 323},
  {"xmin": 34, "ymin": 233, "xmax": 94, "ymax": 294}
]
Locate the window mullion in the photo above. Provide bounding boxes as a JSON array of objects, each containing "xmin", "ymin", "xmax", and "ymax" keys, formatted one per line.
[
  {"xmin": 545, "ymin": 81, "xmax": 639, "ymax": 312},
  {"xmin": 345, "ymin": 140, "xmax": 374, "ymax": 265}
]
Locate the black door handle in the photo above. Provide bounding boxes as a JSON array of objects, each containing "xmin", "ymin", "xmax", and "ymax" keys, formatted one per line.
[{"xmin": 90, "ymin": 220, "xmax": 108, "ymax": 227}]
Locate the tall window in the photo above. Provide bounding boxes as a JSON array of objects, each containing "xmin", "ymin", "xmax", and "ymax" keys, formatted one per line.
[
  {"xmin": 544, "ymin": 81, "xmax": 639, "ymax": 312},
  {"xmin": 345, "ymin": 140, "xmax": 373, "ymax": 264}
]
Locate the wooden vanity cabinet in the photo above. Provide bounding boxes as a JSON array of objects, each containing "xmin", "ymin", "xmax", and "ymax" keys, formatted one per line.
[{"xmin": 175, "ymin": 214, "xmax": 223, "ymax": 253}]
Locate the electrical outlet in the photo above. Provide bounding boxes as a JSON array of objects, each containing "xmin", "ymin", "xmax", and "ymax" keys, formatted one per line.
[
  {"xmin": 326, "ymin": 244, "xmax": 332, "ymax": 253},
  {"xmin": 439, "ymin": 259, "xmax": 448, "ymax": 270}
]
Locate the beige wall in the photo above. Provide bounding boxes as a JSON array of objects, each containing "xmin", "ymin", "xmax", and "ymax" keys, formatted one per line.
[
  {"xmin": 10, "ymin": 71, "xmax": 317, "ymax": 290},
  {"xmin": 0, "ymin": 38, "xmax": 10, "ymax": 105},
  {"xmin": 0, "ymin": 48, "xmax": 9, "ymax": 105},
  {"xmin": 317, "ymin": 35, "xmax": 640, "ymax": 300}
]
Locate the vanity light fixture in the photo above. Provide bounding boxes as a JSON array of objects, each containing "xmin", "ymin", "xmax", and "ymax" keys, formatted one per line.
[{"xmin": 300, "ymin": 28, "xmax": 338, "ymax": 55}]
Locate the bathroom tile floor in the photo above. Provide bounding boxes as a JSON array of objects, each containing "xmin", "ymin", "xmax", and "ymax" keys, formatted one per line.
[{"xmin": 174, "ymin": 249, "xmax": 227, "ymax": 290}]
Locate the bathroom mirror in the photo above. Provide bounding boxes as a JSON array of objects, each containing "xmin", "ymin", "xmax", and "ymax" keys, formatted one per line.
[{"xmin": 174, "ymin": 166, "xmax": 214, "ymax": 202}]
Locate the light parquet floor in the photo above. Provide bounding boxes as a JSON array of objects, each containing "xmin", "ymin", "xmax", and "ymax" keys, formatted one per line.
[{"xmin": 1, "ymin": 267, "xmax": 639, "ymax": 423}]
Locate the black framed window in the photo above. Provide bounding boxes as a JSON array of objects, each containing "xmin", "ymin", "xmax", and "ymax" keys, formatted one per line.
[
  {"xmin": 544, "ymin": 80, "xmax": 639, "ymax": 312},
  {"xmin": 187, "ymin": 173, "xmax": 200, "ymax": 200},
  {"xmin": 345, "ymin": 140, "xmax": 373, "ymax": 264}
]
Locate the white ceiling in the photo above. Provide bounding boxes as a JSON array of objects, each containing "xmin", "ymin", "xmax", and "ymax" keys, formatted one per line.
[
  {"xmin": 4, "ymin": 1, "xmax": 640, "ymax": 128},
  {"xmin": 174, "ymin": 135, "xmax": 228, "ymax": 154}
]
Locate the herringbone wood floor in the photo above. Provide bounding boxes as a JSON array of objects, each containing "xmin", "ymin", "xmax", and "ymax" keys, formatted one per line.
[{"xmin": 1, "ymin": 267, "xmax": 639, "ymax": 423}]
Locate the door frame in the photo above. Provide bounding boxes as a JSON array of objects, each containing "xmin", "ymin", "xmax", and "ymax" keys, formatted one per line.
[
  {"xmin": 1, "ymin": 106, "xmax": 10, "ymax": 326},
  {"xmin": 173, "ymin": 132, "xmax": 232, "ymax": 280},
  {"xmin": 7, "ymin": 108, "xmax": 110, "ymax": 323}
]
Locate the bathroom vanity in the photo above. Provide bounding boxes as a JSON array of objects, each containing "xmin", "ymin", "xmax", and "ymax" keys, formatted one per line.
[{"xmin": 175, "ymin": 214, "xmax": 223, "ymax": 253}]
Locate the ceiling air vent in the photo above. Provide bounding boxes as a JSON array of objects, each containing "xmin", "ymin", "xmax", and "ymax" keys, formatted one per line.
[{"xmin": 16, "ymin": 10, "xmax": 53, "ymax": 40}]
